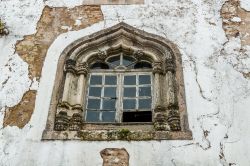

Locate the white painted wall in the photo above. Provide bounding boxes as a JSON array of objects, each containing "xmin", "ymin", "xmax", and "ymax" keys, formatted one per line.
[{"xmin": 0, "ymin": 0, "xmax": 250, "ymax": 165}]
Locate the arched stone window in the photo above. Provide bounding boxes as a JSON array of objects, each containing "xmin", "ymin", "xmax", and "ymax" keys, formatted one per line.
[{"xmin": 42, "ymin": 22, "xmax": 192, "ymax": 140}]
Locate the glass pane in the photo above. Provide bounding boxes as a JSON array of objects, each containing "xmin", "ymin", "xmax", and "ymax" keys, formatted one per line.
[
  {"xmin": 104, "ymin": 87, "xmax": 116, "ymax": 97},
  {"xmin": 107, "ymin": 55, "xmax": 120, "ymax": 66},
  {"xmin": 139, "ymin": 75, "xmax": 151, "ymax": 84},
  {"xmin": 87, "ymin": 99, "xmax": 100, "ymax": 109},
  {"xmin": 102, "ymin": 111, "xmax": 115, "ymax": 122},
  {"xmin": 139, "ymin": 99, "xmax": 152, "ymax": 109},
  {"xmin": 90, "ymin": 75, "xmax": 102, "ymax": 85},
  {"xmin": 89, "ymin": 87, "xmax": 102, "ymax": 97},
  {"xmin": 105, "ymin": 76, "xmax": 117, "ymax": 85},
  {"xmin": 123, "ymin": 87, "xmax": 136, "ymax": 97},
  {"xmin": 124, "ymin": 75, "xmax": 136, "ymax": 85},
  {"xmin": 134, "ymin": 62, "xmax": 152, "ymax": 69},
  {"xmin": 123, "ymin": 56, "xmax": 135, "ymax": 66},
  {"xmin": 86, "ymin": 111, "xmax": 100, "ymax": 122},
  {"xmin": 103, "ymin": 99, "xmax": 116, "ymax": 110},
  {"xmin": 139, "ymin": 87, "xmax": 151, "ymax": 96},
  {"xmin": 91, "ymin": 63, "xmax": 109, "ymax": 69},
  {"xmin": 123, "ymin": 99, "xmax": 136, "ymax": 109}
]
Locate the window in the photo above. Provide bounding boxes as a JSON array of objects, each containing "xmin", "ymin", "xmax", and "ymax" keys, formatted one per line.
[
  {"xmin": 42, "ymin": 22, "xmax": 192, "ymax": 140},
  {"xmin": 86, "ymin": 54, "xmax": 153, "ymax": 123}
]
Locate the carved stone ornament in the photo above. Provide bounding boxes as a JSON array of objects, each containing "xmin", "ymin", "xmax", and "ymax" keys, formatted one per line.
[
  {"xmin": 165, "ymin": 59, "xmax": 175, "ymax": 72},
  {"xmin": 65, "ymin": 59, "xmax": 76, "ymax": 74},
  {"xmin": 97, "ymin": 50, "xmax": 108, "ymax": 60},
  {"xmin": 167, "ymin": 110, "xmax": 181, "ymax": 131},
  {"xmin": 69, "ymin": 113, "xmax": 82, "ymax": 131},
  {"xmin": 54, "ymin": 111, "xmax": 69, "ymax": 131},
  {"xmin": 152, "ymin": 61, "xmax": 164, "ymax": 74},
  {"xmin": 153, "ymin": 106, "xmax": 170, "ymax": 131},
  {"xmin": 77, "ymin": 62, "xmax": 89, "ymax": 76},
  {"xmin": 133, "ymin": 50, "xmax": 144, "ymax": 61}
]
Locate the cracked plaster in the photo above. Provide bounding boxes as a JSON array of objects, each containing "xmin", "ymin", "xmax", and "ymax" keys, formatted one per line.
[{"xmin": 0, "ymin": 0, "xmax": 250, "ymax": 165}]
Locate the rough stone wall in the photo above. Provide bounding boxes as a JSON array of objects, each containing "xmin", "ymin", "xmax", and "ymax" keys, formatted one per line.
[{"xmin": 0, "ymin": 0, "xmax": 250, "ymax": 165}]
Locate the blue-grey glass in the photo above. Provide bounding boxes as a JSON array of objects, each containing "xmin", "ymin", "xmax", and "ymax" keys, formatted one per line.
[
  {"xmin": 89, "ymin": 87, "xmax": 102, "ymax": 97},
  {"xmin": 124, "ymin": 75, "xmax": 136, "ymax": 85},
  {"xmin": 139, "ymin": 75, "xmax": 151, "ymax": 84},
  {"xmin": 90, "ymin": 75, "xmax": 102, "ymax": 85},
  {"xmin": 123, "ymin": 56, "xmax": 135, "ymax": 66},
  {"xmin": 139, "ymin": 87, "xmax": 151, "ymax": 96},
  {"xmin": 103, "ymin": 99, "xmax": 116, "ymax": 110},
  {"xmin": 104, "ymin": 87, "xmax": 116, "ymax": 97},
  {"xmin": 105, "ymin": 76, "xmax": 117, "ymax": 85},
  {"xmin": 87, "ymin": 99, "xmax": 100, "ymax": 109},
  {"xmin": 86, "ymin": 111, "xmax": 99, "ymax": 122},
  {"xmin": 107, "ymin": 55, "xmax": 120, "ymax": 66},
  {"xmin": 102, "ymin": 111, "xmax": 115, "ymax": 122},
  {"xmin": 123, "ymin": 99, "xmax": 136, "ymax": 109},
  {"xmin": 139, "ymin": 99, "xmax": 152, "ymax": 109},
  {"xmin": 123, "ymin": 87, "xmax": 136, "ymax": 97}
]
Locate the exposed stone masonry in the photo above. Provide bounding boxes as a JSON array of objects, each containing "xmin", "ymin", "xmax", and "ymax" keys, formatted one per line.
[{"xmin": 3, "ymin": 5, "xmax": 103, "ymax": 128}]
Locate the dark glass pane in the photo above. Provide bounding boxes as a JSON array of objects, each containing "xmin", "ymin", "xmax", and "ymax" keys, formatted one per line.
[
  {"xmin": 139, "ymin": 75, "xmax": 151, "ymax": 84},
  {"xmin": 86, "ymin": 111, "xmax": 100, "ymax": 122},
  {"xmin": 124, "ymin": 87, "xmax": 136, "ymax": 97},
  {"xmin": 87, "ymin": 99, "xmax": 100, "ymax": 109},
  {"xmin": 104, "ymin": 87, "xmax": 116, "ymax": 97},
  {"xmin": 134, "ymin": 62, "xmax": 152, "ymax": 69},
  {"xmin": 123, "ymin": 56, "xmax": 135, "ymax": 66},
  {"xmin": 139, "ymin": 99, "xmax": 152, "ymax": 109},
  {"xmin": 89, "ymin": 87, "xmax": 102, "ymax": 97},
  {"xmin": 107, "ymin": 55, "xmax": 120, "ymax": 66},
  {"xmin": 102, "ymin": 111, "xmax": 116, "ymax": 122},
  {"xmin": 90, "ymin": 75, "xmax": 102, "ymax": 85},
  {"xmin": 139, "ymin": 87, "xmax": 151, "ymax": 96},
  {"xmin": 91, "ymin": 63, "xmax": 109, "ymax": 69},
  {"xmin": 105, "ymin": 76, "xmax": 117, "ymax": 85},
  {"xmin": 103, "ymin": 99, "xmax": 116, "ymax": 110},
  {"xmin": 123, "ymin": 111, "xmax": 152, "ymax": 122},
  {"xmin": 123, "ymin": 99, "xmax": 136, "ymax": 109},
  {"xmin": 124, "ymin": 75, "xmax": 136, "ymax": 85}
]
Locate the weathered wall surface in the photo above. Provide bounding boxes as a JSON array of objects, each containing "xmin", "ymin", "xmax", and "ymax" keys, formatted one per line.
[{"xmin": 0, "ymin": 0, "xmax": 250, "ymax": 165}]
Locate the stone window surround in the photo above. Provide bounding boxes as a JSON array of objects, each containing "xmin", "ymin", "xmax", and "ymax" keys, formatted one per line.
[{"xmin": 42, "ymin": 22, "xmax": 192, "ymax": 140}]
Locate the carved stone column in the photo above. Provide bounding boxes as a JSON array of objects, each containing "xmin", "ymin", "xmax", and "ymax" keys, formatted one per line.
[
  {"xmin": 153, "ymin": 62, "xmax": 170, "ymax": 131},
  {"xmin": 62, "ymin": 59, "xmax": 76, "ymax": 103},
  {"xmin": 67, "ymin": 62, "xmax": 89, "ymax": 130},
  {"xmin": 165, "ymin": 58, "xmax": 181, "ymax": 131}
]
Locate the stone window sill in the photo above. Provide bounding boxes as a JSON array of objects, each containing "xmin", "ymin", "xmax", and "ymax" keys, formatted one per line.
[{"xmin": 42, "ymin": 124, "xmax": 192, "ymax": 141}]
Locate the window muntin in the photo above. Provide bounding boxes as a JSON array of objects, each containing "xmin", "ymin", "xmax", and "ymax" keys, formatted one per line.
[{"xmin": 86, "ymin": 54, "xmax": 153, "ymax": 123}]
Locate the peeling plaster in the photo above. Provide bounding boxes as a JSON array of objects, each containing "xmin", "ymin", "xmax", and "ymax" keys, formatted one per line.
[{"xmin": 0, "ymin": 0, "xmax": 249, "ymax": 165}]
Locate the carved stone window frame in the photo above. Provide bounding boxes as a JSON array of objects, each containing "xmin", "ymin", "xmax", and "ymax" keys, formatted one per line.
[{"xmin": 42, "ymin": 22, "xmax": 192, "ymax": 140}]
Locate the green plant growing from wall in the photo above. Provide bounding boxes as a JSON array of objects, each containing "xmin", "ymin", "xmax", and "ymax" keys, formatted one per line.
[{"xmin": 0, "ymin": 19, "xmax": 9, "ymax": 36}]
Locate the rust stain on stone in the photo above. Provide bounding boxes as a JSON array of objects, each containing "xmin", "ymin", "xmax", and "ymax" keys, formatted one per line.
[{"xmin": 4, "ymin": 5, "xmax": 103, "ymax": 128}]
